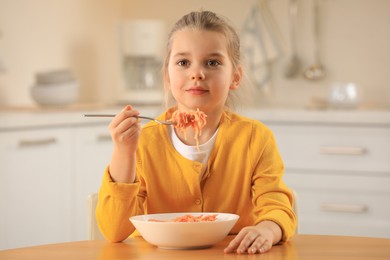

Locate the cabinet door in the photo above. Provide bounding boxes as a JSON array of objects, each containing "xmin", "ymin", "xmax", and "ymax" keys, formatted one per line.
[
  {"xmin": 284, "ymin": 170, "xmax": 390, "ymax": 238},
  {"xmin": 265, "ymin": 122, "xmax": 390, "ymax": 238},
  {"xmin": 72, "ymin": 124, "xmax": 113, "ymax": 240},
  {"xmin": 269, "ymin": 124, "xmax": 390, "ymax": 173},
  {"xmin": 0, "ymin": 128, "xmax": 73, "ymax": 250}
]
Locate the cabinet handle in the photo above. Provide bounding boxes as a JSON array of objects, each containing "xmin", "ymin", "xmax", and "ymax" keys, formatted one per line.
[
  {"xmin": 96, "ymin": 135, "xmax": 112, "ymax": 142},
  {"xmin": 319, "ymin": 146, "xmax": 366, "ymax": 155},
  {"xmin": 19, "ymin": 137, "xmax": 57, "ymax": 147},
  {"xmin": 320, "ymin": 203, "xmax": 368, "ymax": 213}
]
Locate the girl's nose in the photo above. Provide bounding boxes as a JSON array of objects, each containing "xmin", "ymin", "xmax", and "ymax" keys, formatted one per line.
[{"xmin": 191, "ymin": 70, "xmax": 205, "ymax": 80}]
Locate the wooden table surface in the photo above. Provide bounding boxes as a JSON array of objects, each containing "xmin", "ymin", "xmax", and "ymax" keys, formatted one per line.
[{"xmin": 1, "ymin": 234, "xmax": 390, "ymax": 259}]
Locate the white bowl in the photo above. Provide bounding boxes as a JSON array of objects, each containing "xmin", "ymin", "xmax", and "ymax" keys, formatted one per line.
[
  {"xmin": 328, "ymin": 82, "xmax": 360, "ymax": 109},
  {"xmin": 130, "ymin": 212, "xmax": 239, "ymax": 249},
  {"xmin": 36, "ymin": 69, "xmax": 75, "ymax": 85},
  {"xmin": 31, "ymin": 80, "xmax": 79, "ymax": 106}
]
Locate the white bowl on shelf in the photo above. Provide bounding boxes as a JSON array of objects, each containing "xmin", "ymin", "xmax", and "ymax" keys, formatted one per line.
[
  {"xmin": 35, "ymin": 69, "xmax": 75, "ymax": 85},
  {"xmin": 328, "ymin": 82, "xmax": 360, "ymax": 109},
  {"xmin": 31, "ymin": 80, "xmax": 79, "ymax": 106},
  {"xmin": 129, "ymin": 212, "xmax": 239, "ymax": 249}
]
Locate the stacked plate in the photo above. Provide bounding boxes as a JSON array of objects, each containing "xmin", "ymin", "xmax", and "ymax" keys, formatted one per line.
[{"xmin": 31, "ymin": 69, "xmax": 79, "ymax": 106}]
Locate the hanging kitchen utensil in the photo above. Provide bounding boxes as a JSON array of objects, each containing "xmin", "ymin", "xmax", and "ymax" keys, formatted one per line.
[
  {"xmin": 241, "ymin": 0, "xmax": 284, "ymax": 90},
  {"xmin": 241, "ymin": 5, "xmax": 271, "ymax": 89},
  {"xmin": 283, "ymin": 0, "xmax": 301, "ymax": 78},
  {"xmin": 303, "ymin": 0, "xmax": 326, "ymax": 80}
]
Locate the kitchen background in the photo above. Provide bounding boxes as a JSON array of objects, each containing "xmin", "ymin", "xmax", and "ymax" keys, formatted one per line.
[
  {"xmin": 0, "ymin": 0, "xmax": 389, "ymax": 108},
  {"xmin": 1, "ymin": 0, "xmax": 390, "ymax": 251}
]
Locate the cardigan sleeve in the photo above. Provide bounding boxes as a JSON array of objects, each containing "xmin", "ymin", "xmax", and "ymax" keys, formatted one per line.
[
  {"xmin": 250, "ymin": 124, "xmax": 297, "ymax": 242},
  {"xmin": 95, "ymin": 166, "xmax": 143, "ymax": 242}
]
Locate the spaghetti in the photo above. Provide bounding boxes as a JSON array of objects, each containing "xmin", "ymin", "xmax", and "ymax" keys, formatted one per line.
[
  {"xmin": 170, "ymin": 108, "xmax": 207, "ymax": 150},
  {"xmin": 149, "ymin": 214, "xmax": 217, "ymax": 223}
]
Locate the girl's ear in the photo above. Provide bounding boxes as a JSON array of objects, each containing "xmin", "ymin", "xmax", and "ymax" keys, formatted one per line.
[{"xmin": 230, "ymin": 65, "xmax": 243, "ymax": 90}]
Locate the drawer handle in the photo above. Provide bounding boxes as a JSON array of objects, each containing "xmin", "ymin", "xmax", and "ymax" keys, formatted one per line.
[
  {"xmin": 97, "ymin": 135, "xmax": 112, "ymax": 142},
  {"xmin": 19, "ymin": 137, "xmax": 57, "ymax": 147},
  {"xmin": 319, "ymin": 146, "xmax": 366, "ymax": 155},
  {"xmin": 320, "ymin": 203, "xmax": 368, "ymax": 213}
]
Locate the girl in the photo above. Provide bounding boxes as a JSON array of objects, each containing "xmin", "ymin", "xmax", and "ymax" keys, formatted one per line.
[{"xmin": 96, "ymin": 10, "xmax": 296, "ymax": 255}]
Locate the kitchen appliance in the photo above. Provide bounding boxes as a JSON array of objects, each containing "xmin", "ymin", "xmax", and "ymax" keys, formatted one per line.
[{"xmin": 117, "ymin": 20, "xmax": 165, "ymax": 105}]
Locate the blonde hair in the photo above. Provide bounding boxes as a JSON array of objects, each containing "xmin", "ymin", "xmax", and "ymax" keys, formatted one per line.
[{"xmin": 162, "ymin": 11, "xmax": 245, "ymax": 109}]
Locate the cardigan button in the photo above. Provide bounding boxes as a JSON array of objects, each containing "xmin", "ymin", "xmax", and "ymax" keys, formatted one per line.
[{"xmin": 195, "ymin": 199, "xmax": 202, "ymax": 205}]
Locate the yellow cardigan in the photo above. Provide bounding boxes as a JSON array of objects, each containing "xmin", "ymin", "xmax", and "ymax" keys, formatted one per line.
[{"xmin": 96, "ymin": 109, "xmax": 297, "ymax": 242}]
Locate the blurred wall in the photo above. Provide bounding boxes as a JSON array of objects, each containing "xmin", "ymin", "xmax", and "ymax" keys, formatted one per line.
[
  {"xmin": 0, "ymin": 0, "xmax": 123, "ymax": 106},
  {"xmin": 0, "ymin": 0, "xmax": 389, "ymax": 108}
]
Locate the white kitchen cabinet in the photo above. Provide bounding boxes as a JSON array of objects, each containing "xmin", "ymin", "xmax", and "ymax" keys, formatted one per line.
[
  {"xmin": 284, "ymin": 171, "xmax": 390, "ymax": 238},
  {"xmin": 0, "ymin": 127, "xmax": 73, "ymax": 250},
  {"xmin": 71, "ymin": 123, "xmax": 112, "ymax": 241},
  {"xmin": 264, "ymin": 122, "xmax": 390, "ymax": 238},
  {"xmin": 0, "ymin": 123, "xmax": 113, "ymax": 249}
]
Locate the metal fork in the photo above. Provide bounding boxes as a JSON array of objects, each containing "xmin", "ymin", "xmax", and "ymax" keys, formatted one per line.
[{"xmin": 83, "ymin": 114, "xmax": 175, "ymax": 125}]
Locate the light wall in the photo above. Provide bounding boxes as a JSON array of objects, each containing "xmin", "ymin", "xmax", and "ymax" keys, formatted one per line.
[
  {"xmin": 0, "ymin": 0, "xmax": 389, "ymax": 108},
  {"xmin": 0, "ymin": 0, "xmax": 123, "ymax": 106}
]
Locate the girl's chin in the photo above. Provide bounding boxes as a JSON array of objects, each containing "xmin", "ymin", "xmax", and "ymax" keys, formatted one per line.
[{"xmin": 177, "ymin": 103, "xmax": 205, "ymax": 110}]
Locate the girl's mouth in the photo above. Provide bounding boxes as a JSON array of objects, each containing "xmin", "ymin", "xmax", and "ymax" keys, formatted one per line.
[{"xmin": 186, "ymin": 87, "xmax": 208, "ymax": 95}]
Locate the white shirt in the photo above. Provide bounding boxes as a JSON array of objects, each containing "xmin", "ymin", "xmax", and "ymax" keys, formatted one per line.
[{"xmin": 170, "ymin": 125, "xmax": 218, "ymax": 179}]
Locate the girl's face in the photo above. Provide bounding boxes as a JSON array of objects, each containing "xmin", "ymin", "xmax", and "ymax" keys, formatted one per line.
[{"xmin": 165, "ymin": 29, "xmax": 242, "ymax": 114}]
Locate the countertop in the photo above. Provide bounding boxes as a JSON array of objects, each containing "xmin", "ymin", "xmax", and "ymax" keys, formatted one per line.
[
  {"xmin": 1, "ymin": 235, "xmax": 390, "ymax": 260},
  {"xmin": 1, "ymin": 103, "xmax": 390, "ymax": 130}
]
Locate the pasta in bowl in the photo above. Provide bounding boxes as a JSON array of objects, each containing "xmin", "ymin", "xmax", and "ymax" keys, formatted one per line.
[{"xmin": 129, "ymin": 212, "xmax": 239, "ymax": 249}]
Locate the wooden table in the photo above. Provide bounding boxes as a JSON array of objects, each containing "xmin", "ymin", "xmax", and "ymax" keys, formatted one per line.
[{"xmin": 1, "ymin": 234, "xmax": 390, "ymax": 259}]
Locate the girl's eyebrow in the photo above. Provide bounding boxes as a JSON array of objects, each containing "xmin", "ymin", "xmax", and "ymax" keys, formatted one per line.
[
  {"xmin": 172, "ymin": 51, "xmax": 227, "ymax": 58},
  {"xmin": 171, "ymin": 52, "xmax": 189, "ymax": 58},
  {"xmin": 208, "ymin": 52, "xmax": 227, "ymax": 58}
]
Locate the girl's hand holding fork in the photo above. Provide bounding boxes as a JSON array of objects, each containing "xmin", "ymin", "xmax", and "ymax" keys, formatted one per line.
[{"xmin": 108, "ymin": 105, "xmax": 141, "ymax": 183}]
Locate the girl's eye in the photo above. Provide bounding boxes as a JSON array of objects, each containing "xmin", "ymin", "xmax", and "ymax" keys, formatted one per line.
[
  {"xmin": 207, "ymin": 59, "xmax": 221, "ymax": 67},
  {"xmin": 177, "ymin": 60, "xmax": 190, "ymax": 66}
]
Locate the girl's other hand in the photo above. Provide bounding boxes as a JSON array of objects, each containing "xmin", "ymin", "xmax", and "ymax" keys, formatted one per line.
[{"xmin": 223, "ymin": 221, "xmax": 282, "ymax": 254}]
